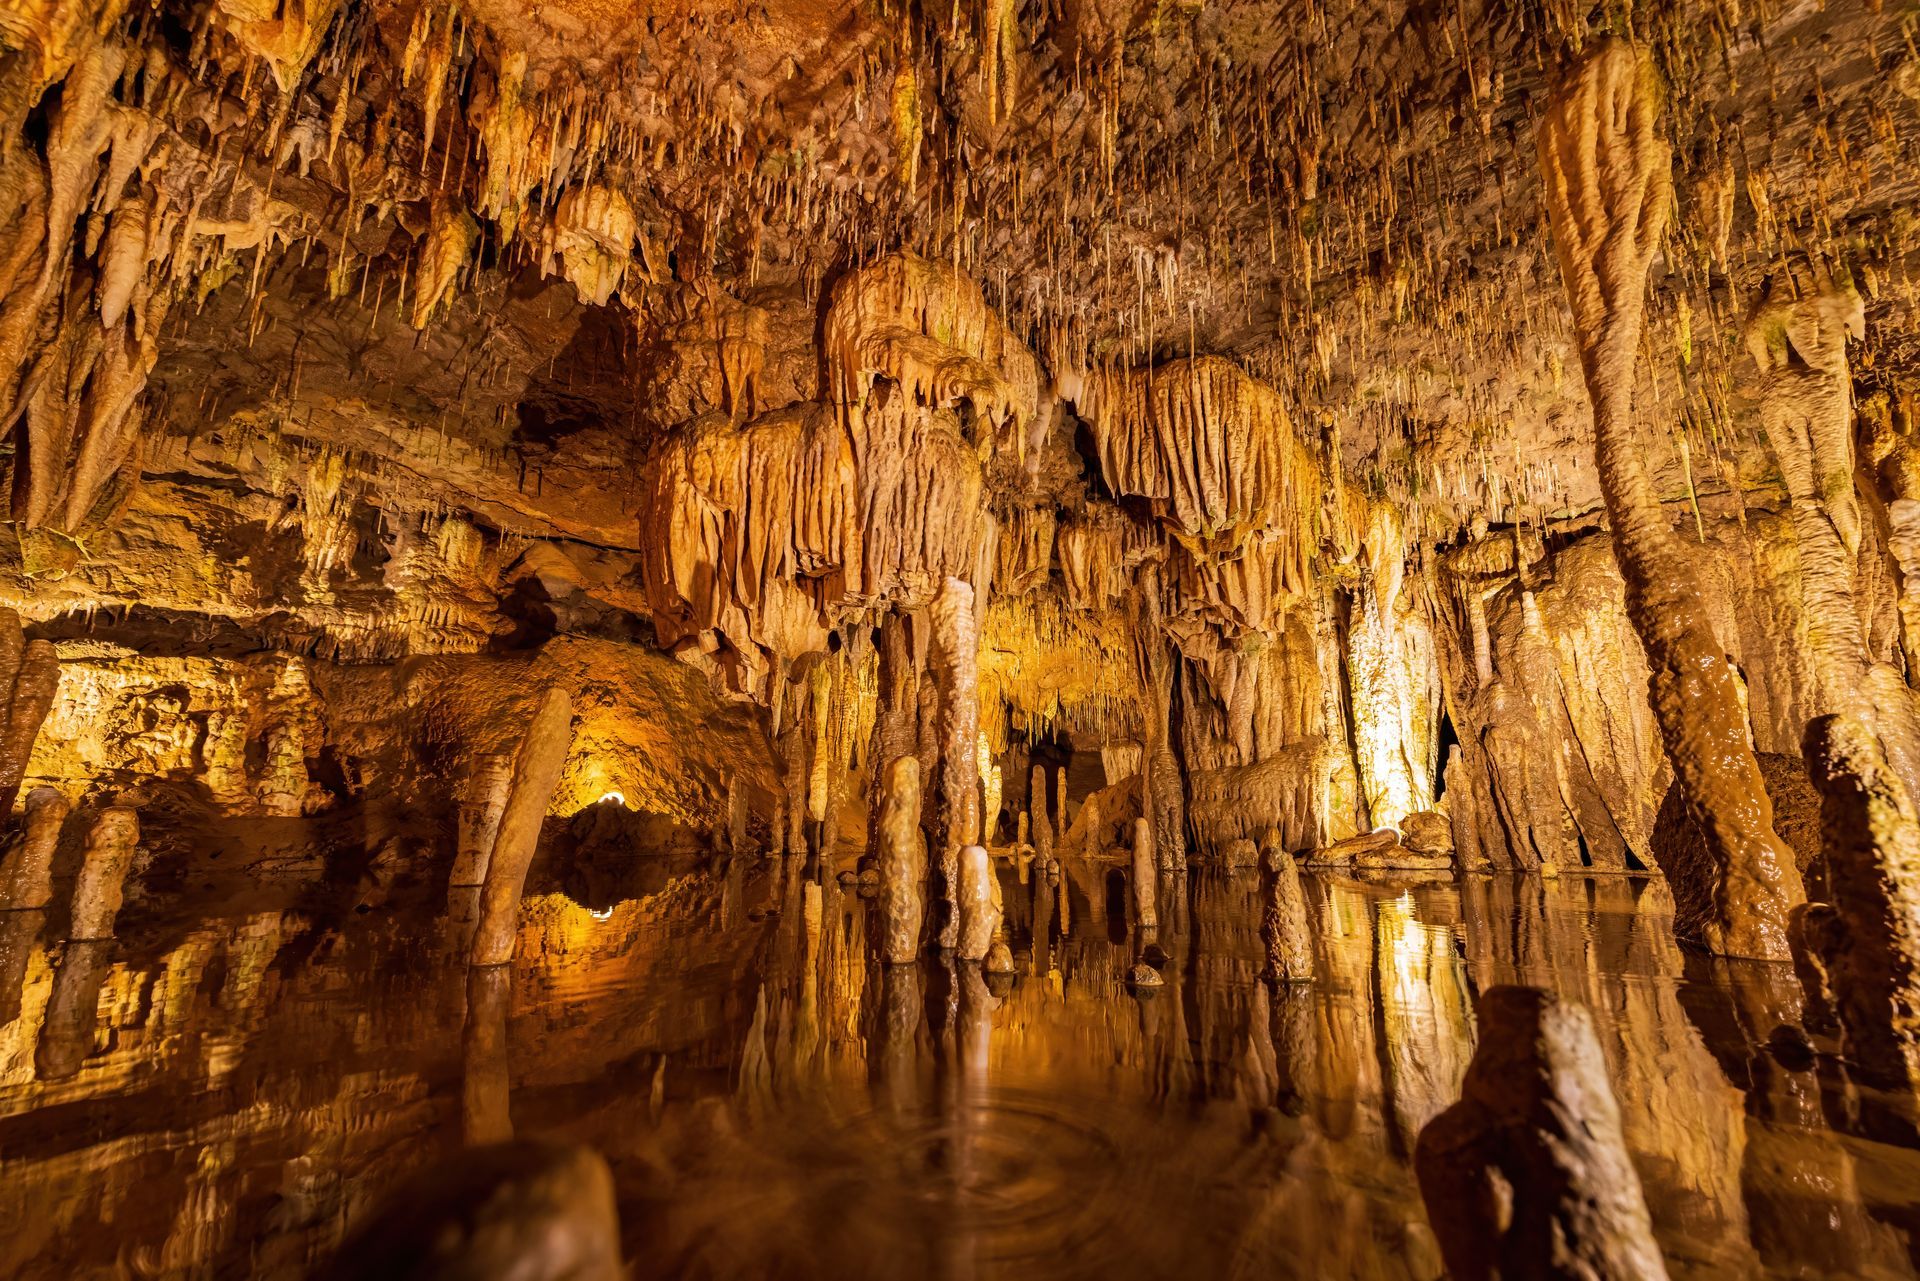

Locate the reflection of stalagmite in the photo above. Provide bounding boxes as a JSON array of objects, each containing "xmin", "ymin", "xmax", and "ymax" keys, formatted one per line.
[
  {"xmin": 471, "ymin": 689, "xmax": 574, "ymax": 967},
  {"xmin": 1416, "ymin": 986, "xmax": 1669, "ymax": 1281},
  {"xmin": 1800, "ymin": 714, "xmax": 1920, "ymax": 1092},
  {"xmin": 0, "ymin": 907, "xmax": 43, "ymax": 1024},
  {"xmin": 931, "ymin": 578, "xmax": 980, "ymax": 950},
  {"xmin": 1132, "ymin": 817, "xmax": 1158, "ymax": 931},
  {"xmin": 35, "ymin": 937, "xmax": 112, "ymax": 1081},
  {"xmin": 464, "ymin": 963, "xmax": 514, "ymax": 1145},
  {"xmin": 321, "ymin": 1142, "xmax": 622, "ymax": 1281},
  {"xmin": 877, "ymin": 958, "xmax": 924, "ymax": 1117},
  {"xmin": 0, "ymin": 787, "xmax": 66, "ymax": 909},
  {"xmin": 1261, "ymin": 829, "xmax": 1313, "ymax": 983},
  {"xmin": 877, "ymin": 756, "xmax": 926, "ymax": 965},
  {"xmin": 0, "ymin": 612, "xmax": 58, "ymax": 819},
  {"xmin": 957, "ymin": 843, "xmax": 999, "ymax": 962},
  {"xmin": 68, "ymin": 804, "xmax": 137, "ymax": 940},
  {"xmin": 1538, "ymin": 41, "xmax": 1801, "ymax": 959}
]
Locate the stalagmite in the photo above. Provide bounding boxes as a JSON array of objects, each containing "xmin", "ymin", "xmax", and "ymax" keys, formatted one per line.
[
  {"xmin": 931, "ymin": 577, "xmax": 980, "ymax": 950},
  {"xmin": 471, "ymin": 688, "xmax": 574, "ymax": 967},
  {"xmin": 956, "ymin": 843, "xmax": 999, "ymax": 963},
  {"xmin": 877, "ymin": 755, "xmax": 926, "ymax": 965},
  {"xmin": 1029, "ymin": 763, "xmax": 1053, "ymax": 868},
  {"xmin": 35, "ymin": 938, "xmax": 112, "ymax": 1082},
  {"xmin": 1800, "ymin": 715, "xmax": 1920, "ymax": 1093},
  {"xmin": 1415, "ymin": 986, "xmax": 1669, "ymax": 1281},
  {"xmin": 0, "ymin": 613, "xmax": 58, "ymax": 819},
  {"xmin": 0, "ymin": 787, "xmax": 66, "ymax": 910},
  {"xmin": 1131, "ymin": 816, "xmax": 1157, "ymax": 931},
  {"xmin": 1261, "ymin": 829, "xmax": 1312, "ymax": 983},
  {"xmin": 68, "ymin": 804, "xmax": 138, "ymax": 940},
  {"xmin": 1747, "ymin": 274, "xmax": 1920, "ymax": 798},
  {"xmin": 1537, "ymin": 40, "xmax": 1802, "ymax": 959}
]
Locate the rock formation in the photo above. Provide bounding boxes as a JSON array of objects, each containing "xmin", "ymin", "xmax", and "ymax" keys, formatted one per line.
[
  {"xmin": 1799, "ymin": 715, "xmax": 1920, "ymax": 1093},
  {"xmin": 877, "ymin": 755, "xmax": 926, "ymax": 965},
  {"xmin": 471, "ymin": 688, "xmax": 574, "ymax": 967},
  {"xmin": 1538, "ymin": 41, "xmax": 1802, "ymax": 959},
  {"xmin": 67, "ymin": 804, "xmax": 137, "ymax": 940},
  {"xmin": 0, "ymin": 788, "xmax": 67, "ymax": 910},
  {"xmin": 956, "ymin": 842, "xmax": 999, "ymax": 963},
  {"xmin": 1262, "ymin": 830, "xmax": 1313, "ymax": 983},
  {"xmin": 1416, "ymin": 986, "xmax": 1669, "ymax": 1280}
]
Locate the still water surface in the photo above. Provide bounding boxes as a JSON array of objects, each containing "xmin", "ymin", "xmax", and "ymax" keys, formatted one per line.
[{"xmin": 1, "ymin": 860, "xmax": 1916, "ymax": 1278}]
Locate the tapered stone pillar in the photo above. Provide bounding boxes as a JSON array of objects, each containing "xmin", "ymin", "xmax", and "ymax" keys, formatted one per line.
[
  {"xmin": 1262, "ymin": 828, "xmax": 1313, "ymax": 983},
  {"xmin": 0, "ymin": 787, "xmax": 67, "ymax": 909},
  {"xmin": 471, "ymin": 688, "xmax": 574, "ymax": 967},
  {"xmin": 69, "ymin": 805, "xmax": 138, "ymax": 940},
  {"xmin": 957, "ymin": 843, "xmax": 999, "ymax": 962},
  {"xmin": 877, "ymin": 756, "xmax": 926, "ymax": 964},
  {"xmin": 1800, "ymin": 714, "xmax": 1920, "ymax": 1092},
  {"xmin": 1132, "ymin": 817, "xmax": 1158, "ymax": 931}
]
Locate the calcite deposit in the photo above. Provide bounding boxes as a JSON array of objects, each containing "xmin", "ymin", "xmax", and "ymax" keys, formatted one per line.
[{"xmin": 1, "ymin": 0, "xmax": 1919, "ymax": 1273}]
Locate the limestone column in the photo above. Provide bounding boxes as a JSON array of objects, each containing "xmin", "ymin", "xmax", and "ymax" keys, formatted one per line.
[
  {"xmin": 877, "ymin": 756, "xmax": 926, "ymax": 964},
  {"xmin": 931, "ymin": 578, "xmax": 981, "ymax": 950},
  {"xmin": 1029, "ymin": 763, "xmax": 1053, "ymax": 869},
  {"xmin": 1800, "ymin": 714, "xmax": 1920, "ymax": 1093},
  {"xmin": 36, "ymin": 938, "xmax": 113, "ymax": 1081},
  {"xmin": 69, "ymin": 805, "xmax": 138, "ymax": 940},
  {"xmin": 0, "ymin": 787, "xmax": 67, "ymax": 909},
  {"xmin": 451, "ymin": 758, "xmax": 511, "ymax": 887},
  {"xmin": 0, "ymin": 610, "xmax": 57, "ymax": 821},
  {"xmin": 471, "ymin": 688, "xmax": 574, "ymax": 967},
  {"xmin": 1747, "ymin": 276, "xmax": 1920, "ymax": 800},
  {"xmin": 1538, "ymin": 40, "xmax": 1801, "ymax": 958},
  {"xmin": 956, "ymin": 843, "xmax": 998, "ymax": 962},
  {"xmin": 1132, "ymin": 817, "xmax": 1158, "ymax": 931}
]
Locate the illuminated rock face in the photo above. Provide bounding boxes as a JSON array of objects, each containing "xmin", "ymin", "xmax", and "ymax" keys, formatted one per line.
[{"xmin": 1, "ymin": 7, "xmax": 1920, "ymax": 1271}]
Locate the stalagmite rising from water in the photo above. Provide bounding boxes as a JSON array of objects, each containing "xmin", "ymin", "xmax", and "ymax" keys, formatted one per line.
[
  {"xmin": 1801, "ymin": 715, "xmax": 1920, "ymax": 1093},
  {"xmin": 0, "ymin": 787, "xmax": 66, "ymax": 910},
  {"xmin": 1537, "ymin": 40, "xmax": 1802, "ymax": 959},
  {"xmin": 68, "ymin": 804, "xmax": 138, "ymax": 940},
  {"xmin": 1261, "ymin": 829, "xmax": 1313, "ymax": 983},
  {"xmin": 471, "ymin": 688, "xmax": 574, "ymax": 967},
  {"xmin": 877, "ymin": 755, "xmax": 926, "ymax": 965}
]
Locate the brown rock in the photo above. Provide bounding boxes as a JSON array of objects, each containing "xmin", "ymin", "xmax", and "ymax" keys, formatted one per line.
[
  {"xmin": 68, "ymin": 805, "xmax": 138, "ymax": 940},
  {"xmin": 471, "ymin": 688, "xmax": 574, "ymax": 967},
  {"xmin": 877, "ymin": 755, "xmax": 926, "ymax": 964},
  {"xmin": 1799, "ymin": 715, "xmax": 1920, "ymax": 1092},
  {"xmin": 956, "ymin": 842, "xmax": 999, "ymax": 962},
  {"xmin": 0, "ymin": 787, "xmax": 67, "ymax": 910},
  {"xmin": 1415, "ymin": 986, "xmax": 1669, "ymax": 1281},
  {"xmin": 321, "ymin": 1141, "xmax": 622, "ymax": 1281},
  {"xmin": 1261, "ymin": 829, "xmax": 1313, "ymax": 983},
  {"xmin": 1400, "ymin": 809, "xmax": 1455, "ymax": 859},
  {"xmin": 1131, "ymin": 816, "xmax": 1157, "ymax": 930}
]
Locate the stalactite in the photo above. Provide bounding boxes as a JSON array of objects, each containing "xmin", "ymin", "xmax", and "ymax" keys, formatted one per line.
[
  {"xmin": 69, "ymin": 803, "xmax": 138, "ymax": 940},
  {"xmin": 1538, "ymin": 40, "xmax": 1801, "ymax": 958}
]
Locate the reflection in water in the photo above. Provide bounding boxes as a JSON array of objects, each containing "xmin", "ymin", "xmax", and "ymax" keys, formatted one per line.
[{"xmin": 0, "ymin": 866, "xmax": 1917, "ymax": 1278}]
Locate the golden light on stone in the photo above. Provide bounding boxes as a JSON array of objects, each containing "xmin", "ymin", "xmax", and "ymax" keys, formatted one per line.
[{"xmin": 0, "ymin": 0, "xmax": 1915, "ymax": 1275}]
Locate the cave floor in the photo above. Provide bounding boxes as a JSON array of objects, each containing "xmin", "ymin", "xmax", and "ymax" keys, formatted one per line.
[{"xmin": 0, "ymin": 861, "xmax": 1917, "ymax": 1279}]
